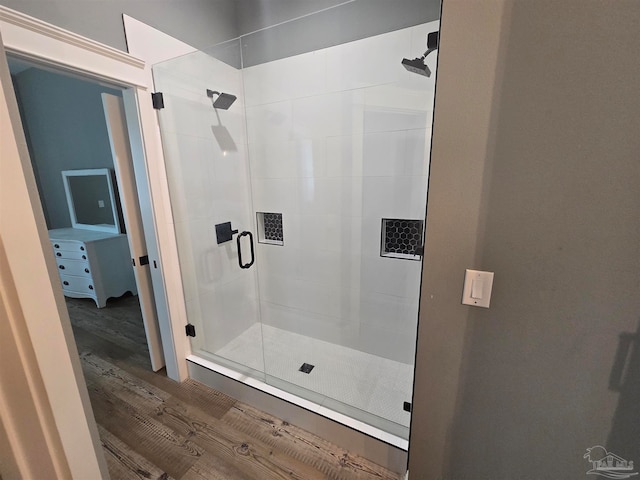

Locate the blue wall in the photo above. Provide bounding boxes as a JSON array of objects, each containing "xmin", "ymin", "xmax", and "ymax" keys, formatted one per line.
[{"xmin": 13, "ymin": 68, "xmax": 121, "ymax": 229}]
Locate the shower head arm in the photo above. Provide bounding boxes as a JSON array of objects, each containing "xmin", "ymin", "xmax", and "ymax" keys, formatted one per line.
[
  {"xmin": 206, "ymin": 89, "xmax": 237, "ymax": 110},
  {"xmin": 419, "ymin": 47, "xmax": 437, "ymax": 61},
  {"xmin": 417, "ymin": 30, "xmax": 439, "ymax": 61}
]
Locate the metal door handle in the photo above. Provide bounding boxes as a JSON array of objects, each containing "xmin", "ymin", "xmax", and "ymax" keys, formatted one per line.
[{"xmin": 237, "ymin": 231, "xmax": 255, "ymax": 269}]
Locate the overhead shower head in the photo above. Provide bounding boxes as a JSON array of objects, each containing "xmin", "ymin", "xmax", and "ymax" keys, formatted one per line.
[
  {"xmin": 402, "ymin": 57, "xmax": 431, "ymax": 77},
  {"xmin": 402, "ymin": 30, "xmax": 439, "ymax": 78},
  {"xmin": 206, "ymin": 89, "xmax": 237, "ymax": 109}
]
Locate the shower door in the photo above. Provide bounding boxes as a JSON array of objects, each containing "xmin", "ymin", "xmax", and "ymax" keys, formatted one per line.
[
  {"xmin": 152, "ymin": 42, "xmax": 267, "ymax": 380},
  {"xmin": 153, "ymin": 20, "xmax": 437, "ymax": 440}
]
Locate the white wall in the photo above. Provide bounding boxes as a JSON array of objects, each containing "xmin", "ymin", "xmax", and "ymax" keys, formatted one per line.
[{"xmin": 243, "ymin": 21, "xmax": 438, "ymax": 364}]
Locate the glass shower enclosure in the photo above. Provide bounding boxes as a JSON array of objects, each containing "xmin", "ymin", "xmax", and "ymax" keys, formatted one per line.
[{"xmin": 152, "ymin": 16, "xmax": 438, "ymax": 441}]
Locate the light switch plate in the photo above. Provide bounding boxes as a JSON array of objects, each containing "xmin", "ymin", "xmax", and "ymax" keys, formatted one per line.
[{"xmin": 462, "ymin": 269, "xmax": 494, "ymax": 308}]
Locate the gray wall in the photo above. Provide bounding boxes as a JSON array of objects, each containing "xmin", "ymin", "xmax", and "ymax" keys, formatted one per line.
[
  {"xmin": 237, "ymin": 0, "xmax": 441, "ymax": 66},
  {"xmin": 13, "ymin": 68, "xmax": 121, "ymax": 229},
  {"xmin": 0, "ymin": 0, "xmax": 238, "ymax": 51},
  {"xmin": 235, "ymin": 0, "xmax": 348, "ymax": 34},
  {"xmin": 0, "ymin": 0, "xmax": 439, "ymax": 65},
  {"xmin": 410, "ymin": 1, "xmax": 640, "ymax": 479}
]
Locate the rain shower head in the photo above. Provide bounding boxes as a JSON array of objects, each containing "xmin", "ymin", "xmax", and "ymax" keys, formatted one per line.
[
  {"xmin": 402, "ymin": 57, "xmax": 431, "ymax": 77},
  {"xmin": 206, "ymin": 89, "xmax": 237, "ymax": 109},
  {"xmin": 402, "ymin": 30, "xmax": 439, "ymax": 78}
]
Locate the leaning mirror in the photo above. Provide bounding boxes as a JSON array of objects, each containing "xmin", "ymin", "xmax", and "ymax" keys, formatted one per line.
[{"xmin": 61, "ymin": 168, "xmax": 121, "ymax": 234}]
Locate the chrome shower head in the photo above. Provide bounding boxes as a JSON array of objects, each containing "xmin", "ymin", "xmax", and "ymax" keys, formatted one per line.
[{"xmin": 206, "ymin": 89, "xmax": 237, "ymax": 109}]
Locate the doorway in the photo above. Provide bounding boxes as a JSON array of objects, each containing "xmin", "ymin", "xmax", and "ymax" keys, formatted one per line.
[{"xmin": 7, "ymin": 55, "xmax": 164, "ymax": 372}]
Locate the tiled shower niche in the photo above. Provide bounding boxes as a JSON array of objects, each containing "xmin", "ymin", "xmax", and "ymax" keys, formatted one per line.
[
  {"xmin": 257, "ymin": 212, "xmax": 284, "ymax": 245},
  {"xmin": 381, "ymin": 218, "xmax": 424, "ymax": 260}
]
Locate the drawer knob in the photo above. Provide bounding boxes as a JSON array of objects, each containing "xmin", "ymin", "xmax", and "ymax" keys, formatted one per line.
[
  {"xmin": 85, "ymin": 268, "xmax": 90, "ymax": 273},
  {"xmin": 54, "ymin": 244, "xmax": 60, "ymax": 248},
  {"xmin": 88, "ymin": 285, "xmax": 94, "ymax": 290},
  {"xmin": 56, "ymin": 252, "xmax": 61, "ymax": 257},
  {"xmin": 63, "ymin": 281, "xmax": 69, "ymax": 286},
  {"xmin": 80, "ymin": 246, "xmax": 85, "ymax": 251},
  {"xmin": 59, "ymin": 265, "xmax": 65, "ymax": 270},
  {"xmin": 82, "ymin": 255, "xmax": 87, "ymax": 260}
]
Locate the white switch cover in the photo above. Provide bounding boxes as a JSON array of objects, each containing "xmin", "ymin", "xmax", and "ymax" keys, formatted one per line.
[{"xmin": 462, "ymin": 269, "xmax": 494, "ymax": 308}]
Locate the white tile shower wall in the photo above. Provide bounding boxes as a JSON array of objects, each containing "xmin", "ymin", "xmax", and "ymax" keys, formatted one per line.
[
  {"xmin": 243, "ymin": 21, "xmax": 438, "ymax": 364},
  {"xmin": 325, "ymin": 28, "xmax": 410, "ymax": 93},
  {"xmin": 243, "ymin": 50, "xmax": 327, "ymax": 107},
  {"xmin": 153, "ymin": 50, "xmax": 260, "ymax": 354}
]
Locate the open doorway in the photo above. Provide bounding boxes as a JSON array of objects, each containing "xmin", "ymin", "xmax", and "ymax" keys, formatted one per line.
[{"xmin": 8, "ymin": 55, "xmax": 164, "ymax": 373}]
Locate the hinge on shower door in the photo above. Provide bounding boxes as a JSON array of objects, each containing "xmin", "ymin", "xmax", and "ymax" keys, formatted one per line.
[
  {"xmin": 151, "ymin": 92, "xmax": 164, "ymax": 109},
  {"xmin": 185, "ymin": 324, "xmax": 196, "ymax": 337}
]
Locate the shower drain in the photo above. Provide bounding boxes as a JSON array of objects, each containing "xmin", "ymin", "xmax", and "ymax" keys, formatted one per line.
[{"xmin": 299, "ymin": 363, "xmax": 315, "ymax": 374}]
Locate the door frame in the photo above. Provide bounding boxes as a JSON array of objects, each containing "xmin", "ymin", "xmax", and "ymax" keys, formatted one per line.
[
  {"xmin": 0, "ymin": 32, "xmax": 107, "ymax": 479},
  {"xmin": 0, "ymin": 4, "xmax": 192, "ymax": 475},
  {"xmin": 0, "ymin": 5, "xmax": 189, "ymax": 382},
  {"xmin": 102, "ymin": 91, "xmax": 165, "ymax": 370}
]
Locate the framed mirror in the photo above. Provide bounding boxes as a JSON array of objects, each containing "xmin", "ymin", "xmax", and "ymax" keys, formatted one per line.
[{"xmin": 61, "ymin": 168, "xmax": 121, "ymax": 234}]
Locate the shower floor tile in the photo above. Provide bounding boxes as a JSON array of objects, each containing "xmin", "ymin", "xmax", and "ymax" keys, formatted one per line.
[{"xmin": 214, "ymin": 323, "xmax": 413, "ymax": 429}]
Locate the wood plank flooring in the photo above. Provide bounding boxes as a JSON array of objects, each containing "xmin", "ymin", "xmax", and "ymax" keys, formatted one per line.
[{"xmin": 66, "ymin": 295, "xmax": 402, "ymax": 480}]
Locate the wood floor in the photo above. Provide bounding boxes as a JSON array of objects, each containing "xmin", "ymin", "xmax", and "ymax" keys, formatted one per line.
[{"xmin": 66, "ymin": 295, "xmax": 403, "ymax": 480}]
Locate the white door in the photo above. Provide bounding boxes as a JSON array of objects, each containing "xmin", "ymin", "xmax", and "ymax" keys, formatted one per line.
[{"xmin": 102, "ymin": 92, "xmax": 165, "ymax": 371}]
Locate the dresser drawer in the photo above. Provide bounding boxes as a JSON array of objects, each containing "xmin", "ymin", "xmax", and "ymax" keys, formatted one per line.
[
  {"xmin": 56, "ymin": 258, "xmax": 92, "ymax": 277},
  {"xmin": 51, "ymin": 240, "xmax": 87, "ymax": 253},
  {"xmin": 59, "ymin": 274, "xmax": 95, "ymax": 295},
  {"xmin": 53, "ymin": 249, "xmax": 88, "ymax": 261}
]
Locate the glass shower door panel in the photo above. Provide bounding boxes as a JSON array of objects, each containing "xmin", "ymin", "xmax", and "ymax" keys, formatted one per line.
[
  {"xmin": 153, "ymin": 46, "xmax": 265, "ymax": 378},
  {"xmin": 242, "ymin": 20, "xmax": 436, "ymax": 438}
]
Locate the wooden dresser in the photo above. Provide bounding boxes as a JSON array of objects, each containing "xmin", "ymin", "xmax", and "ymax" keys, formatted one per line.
[{"xmin": 49, "ymin": 228, "xmax": 137, "ymax": 308}]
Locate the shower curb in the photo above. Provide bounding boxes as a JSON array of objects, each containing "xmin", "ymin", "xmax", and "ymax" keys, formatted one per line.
[{"xmin": 187, "ymin": 355, "xmax": 409, "ymax": 475}]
